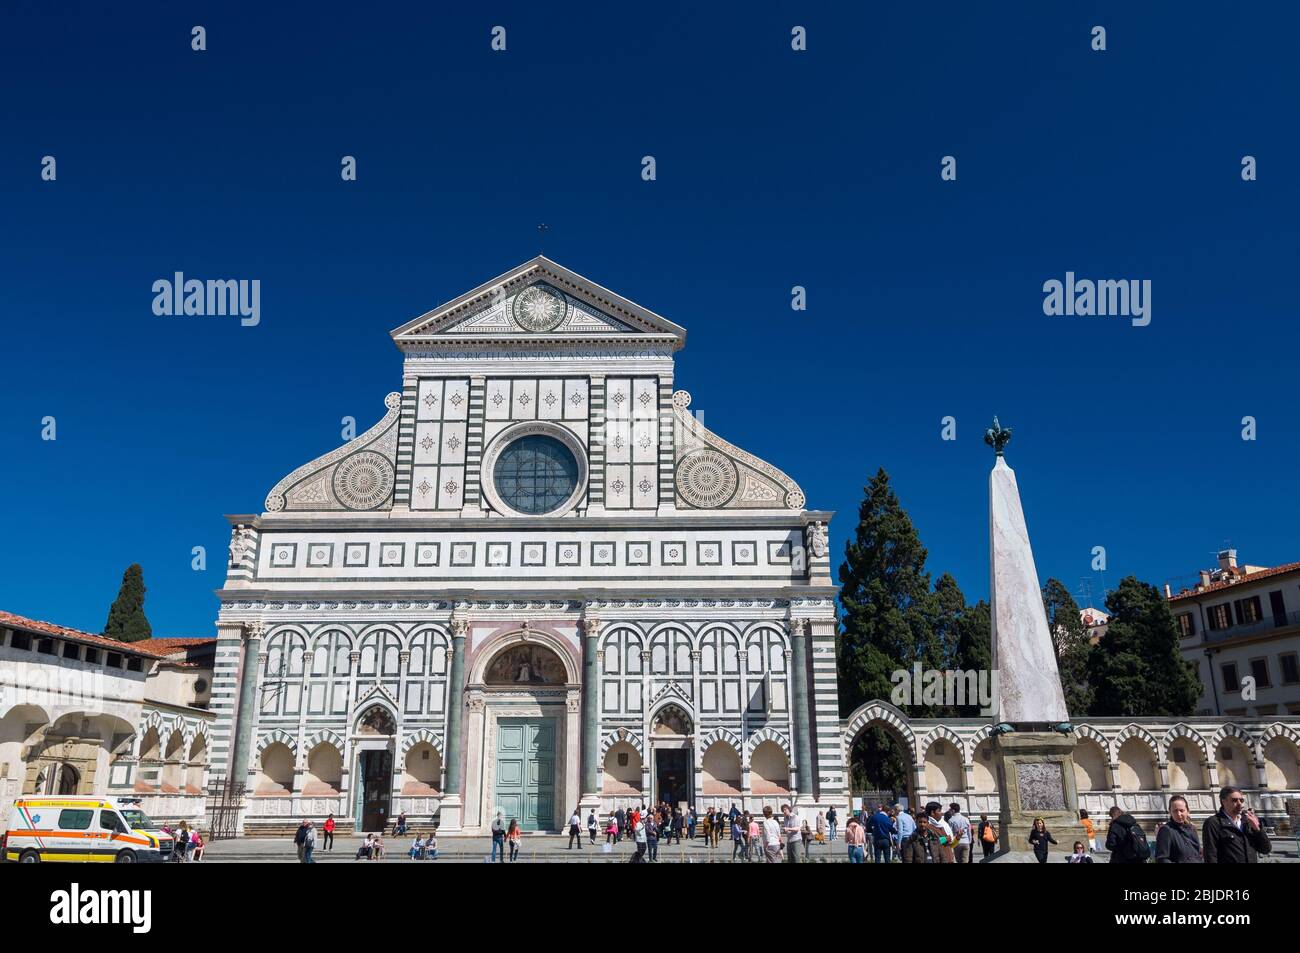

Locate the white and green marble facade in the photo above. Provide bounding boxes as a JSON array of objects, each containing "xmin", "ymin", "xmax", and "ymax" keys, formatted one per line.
[{"xmin": 211, "ymin": 258, "xmax": 842, "ymax": 834}]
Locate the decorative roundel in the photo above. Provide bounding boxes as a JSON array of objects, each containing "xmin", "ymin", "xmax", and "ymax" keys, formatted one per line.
[
  {"xmin": 384, "ymin": 391, "xmax": 402, "ymax": 411},
  {"xmin": 671, "ymin": 390, "xmax": 692, "ymax": 410},
  {"xmin": 333, "ymin": 451, "xmax": 394, "ymax": 510},
  {"xmin": 785, "ymin": 488, "xmax": 805, "ymax": 510},
  {"xmin": 264, "ymin": 493, "xmax": 285, "ymax": 512},
  {"xmin": 511, "ymin": 284, "xmax": 568, "ymax": 333},
  {"xmin": 676, "ymin": 449, "xmax": 739, "ymax": 508}
]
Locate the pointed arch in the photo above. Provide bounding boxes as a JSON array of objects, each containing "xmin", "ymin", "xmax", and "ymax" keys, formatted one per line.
[
  {"xmin": 1113, "ymin": 723, "xmax": 1160, "ymax": 755},
  {"xmin": 1160, "ymin": 723, "xmax": 1208, "ymax": 762},
  {"xmin": 1072, "ymin": 724, "xmax": 1113, "ymax": 762},
  {"xmin": 920, "ymin": 725, "xmax": 968, "ymax": 764},
  {"xmin": 305, "ymin": 728, "xmax": 345, "ymax": 753},
  {"xmin": 699, "ymin": 726, "xmax": 743, "ymax": 755},
  {"xmin": 401, "ymin": 727, "xmax": 444, "ymax": 758},
  {"xmin": 745, "ymin": 726, "xmax": 791, "ymax": 760},
  {"xmin": 843, "ymin": 699, "xmax": 917, "ymax": 761},
  {"xmin": 255, "ymin": 728, "xmax": 297, "ymax": 756},
  {"xmin": 600, "ymin": 727, "xmax": 645, "ymax": 759}
]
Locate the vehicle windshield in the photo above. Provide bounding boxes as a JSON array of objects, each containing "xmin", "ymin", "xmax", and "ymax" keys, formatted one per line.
[{"xmin": 119, "ymin": 809, "xmax": 157, "ymax": 830}]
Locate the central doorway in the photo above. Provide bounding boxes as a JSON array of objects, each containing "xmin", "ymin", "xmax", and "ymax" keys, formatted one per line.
[
  {"xmin": 495, "ymin": 718, "xmax": 555, "ymax": 831},
  {"xmin": 358, "ymin": 749, "xmax": 392, "ymax": 831},
  {"xmin": 655, "ymin": 749, "xmax": 691, "ymax": 806}
]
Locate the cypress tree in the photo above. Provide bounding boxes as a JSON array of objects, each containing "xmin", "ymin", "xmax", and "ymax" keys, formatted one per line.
[
  {"xmin": 837, "ymin": 468, "xmax": 936, "ymax": 716},
  {"xmin": 104, "ymin": 563, "xmax": 153, "ymax": 643},
  {"xmin": 1042, "ymin": 577, "xmax": 1094, "ymax": 717}
]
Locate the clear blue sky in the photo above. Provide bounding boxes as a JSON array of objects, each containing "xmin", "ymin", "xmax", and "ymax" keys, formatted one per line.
[{"xmin": 2, "ymin": 3, "xmax": 1296, "ymax": 636}]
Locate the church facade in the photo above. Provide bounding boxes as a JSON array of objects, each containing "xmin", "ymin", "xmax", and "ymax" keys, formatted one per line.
[{"xmin": 211, "ymin": 258, "xmax": 842, "ymax": 834}]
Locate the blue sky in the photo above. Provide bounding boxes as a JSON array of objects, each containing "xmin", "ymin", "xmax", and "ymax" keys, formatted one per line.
[{"xmin": 2, "ymin": 2, "xmax": 1296, "ymax": 635}]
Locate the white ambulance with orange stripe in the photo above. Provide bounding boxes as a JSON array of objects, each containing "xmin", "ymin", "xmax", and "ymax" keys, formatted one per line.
[{"xmin": 1, "ymin": 796, "xmax": 175, "ymax": 863}]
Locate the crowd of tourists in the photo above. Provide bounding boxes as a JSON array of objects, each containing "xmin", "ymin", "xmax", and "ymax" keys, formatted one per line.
[{"xmin": 286, "ymin": 783, "xmax": 1272, "ymax": 863}]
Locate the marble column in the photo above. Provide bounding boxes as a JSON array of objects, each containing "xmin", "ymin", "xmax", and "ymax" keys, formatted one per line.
[
  {"xmin": 579, "ymin": 615, "xmax": 601, "ymax": 810},
  {"xmin": 440, "ymin": 614, "xmax": 468, "ymax": 831},
  {"xmin": 788, "ymin": 619, "xmax": 815, "ymax": 805},
  {"xmin": 228, "ymin": 622, "xmax": 264, "ymax": 793}
]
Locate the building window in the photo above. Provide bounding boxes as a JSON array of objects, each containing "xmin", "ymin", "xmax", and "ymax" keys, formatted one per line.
[
  {"xmin": 37, "ymin": 638, "xmax": 56, "ymax": 655},
  {"xmin": 1207, "ymin": 604, "xmax": 1233, "ymax": 631},
  {"xmin": 1175, "ymin": 613, "xmax": 1195, "ymax": 638},
  {"xmin": 106, "ymin": 652, "xmax": 123, "ymax": 668},
  {"xmin": 1221, "ymin": 662, "xmax": 1239, "ymax": 693},
  {"xmin": 1233, "ymin": 596, "xmax": 1263, "ymax": 625},
  {"xmin": 1171, "ymin": 747, "xmax": 1186, "ymax": 763},
  {"xmin": 492, "ymin": 434, "xmax": 580, "ymax": 515},
  {"xmin": 62, "ymin": 642, "xmax": 80, "ymax": 660},
  {"xmin": 85, "ymin": 647, "xmax": 99, "ymax": 664},
  {"xmin": 617, "ymin": 752, "xmax": 629, "ymax": 767},
  {"xmin": 127, "ymin": 657, "xmax": 143, "ymax": 672},
  {"xmin": 1249, "ymin": 657, "xmax": 1270, "ymax": 689},
  {"xmin": 1219, "ymin": 747, "xmax": 1234, "ymax": 761},
  {"xmin": 1280, "ymin": 653, "xmax": 1300, "ymax": 685},
  {"xmin": 11, "ymin": 631, "xmax": 32, "ymax": 651}
]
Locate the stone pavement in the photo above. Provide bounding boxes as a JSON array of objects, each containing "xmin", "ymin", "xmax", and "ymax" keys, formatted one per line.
[
  {"xmin": 202, "ymin": 834, "xmax": 852, "ymax": 863},
  {"xmin": 199, "ymin": 834, "xmax": 1300, "ymax": 864}
]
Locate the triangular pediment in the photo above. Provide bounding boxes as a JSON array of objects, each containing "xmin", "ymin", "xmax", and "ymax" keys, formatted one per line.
[{"xmin": 390, "ymin": 257, "xmax": 686, "ymax": 350}]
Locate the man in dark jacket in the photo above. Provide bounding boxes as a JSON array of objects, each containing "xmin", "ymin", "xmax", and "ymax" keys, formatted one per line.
[
  {"xmin": 1203, "ymin": 786, "xmax": 1271, "ymax": 863},
  {"xmin": 1154, "ymin": 795, "xmax": 1203, "ymax": 863},
  {"xmin": 1105, "ymin": 805, "xmax": 1150, "ymax": 863}
]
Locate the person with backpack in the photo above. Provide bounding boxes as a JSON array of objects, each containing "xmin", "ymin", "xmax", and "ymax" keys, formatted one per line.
[
  {"xmin": 1202, "ymin": 786, "xmax": 1271, "ymax": 863},
  {"xmin": 1105, "ymin": 805, "xmax": 1150, "ymax": 863},
  {"xmin": 977, "ymin": 813, "xmax": 998, "ymax": 859},
  {"xmin": 1154, "ymin": 795, "xmax": 1203, "ymax": 863},
  {"xmin": 587, "ymin": 809, "xmax": 598, "ymax": 845}
]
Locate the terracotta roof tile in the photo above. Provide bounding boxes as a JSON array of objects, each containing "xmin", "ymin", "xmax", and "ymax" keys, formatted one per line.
[
  {"xmin": 131, "ymin": 637, "xmax": 217, "ymax": 652},
  {"xmin": 1167, "ymin": 561, "xmax": 1300, "ymax": 602},
  {"xmin": 0, "ymin": 610, "xmax": 169, "ymax": 659}
]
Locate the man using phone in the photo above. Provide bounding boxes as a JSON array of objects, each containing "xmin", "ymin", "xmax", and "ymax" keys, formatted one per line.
[{"xmin": 1202, "ymin": 785, "xmax": 1271, "ymax": 863}]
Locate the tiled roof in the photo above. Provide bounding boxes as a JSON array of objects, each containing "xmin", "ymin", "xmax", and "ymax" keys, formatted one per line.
[
  {"xmin": 0, "ymin": 610, "xmax": 169, "ymax": 658},
  {"xmin": 1167, "ymin": 561, "xmax": 1300, "ymax": 602},
  {"xmin": 131, "ymin": 637, "xmax": 217, "ymax": 652}
]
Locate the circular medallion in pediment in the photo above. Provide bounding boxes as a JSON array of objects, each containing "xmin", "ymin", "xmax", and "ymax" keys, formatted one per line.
[
  {"xmin": 333, "ymin": 451, "xmax": 394, "ymax": 510},
  {"xmin": 511, "ymin": 284, "xmax": 568, "ymax": 332},
  {"xmin": 676, "ymin": 449, "xmax": 739, "ymax": 508}
]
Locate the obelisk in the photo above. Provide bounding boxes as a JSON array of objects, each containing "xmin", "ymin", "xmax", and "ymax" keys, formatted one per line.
[{"xmin": 984, "ymin": 418, "xmax": 1079, "ymax": 858}]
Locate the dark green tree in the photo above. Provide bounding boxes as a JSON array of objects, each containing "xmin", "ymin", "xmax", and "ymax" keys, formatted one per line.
[
  {"xmin": 103, "ymin": 563, "xmax": 152, "ymax": 643},
  {"xmin": 836, "ymin": 468, "xmax": 936, "ymax": 716},
  {"xmin": 1087, "ymin": 576, "xmax": 1200, "ymax": 716},
  {"xmin": 1042, "ymin": 578, "xmax": 1094, "ymax": 717},
  {"xmin": 952, "ymin": 599, "xmax": 992, "ymax": 717}
]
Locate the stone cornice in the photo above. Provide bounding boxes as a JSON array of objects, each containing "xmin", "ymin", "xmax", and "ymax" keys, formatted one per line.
[{"xmin": 227, "ymin": 510, "xmax": 834, "ymax": 532}]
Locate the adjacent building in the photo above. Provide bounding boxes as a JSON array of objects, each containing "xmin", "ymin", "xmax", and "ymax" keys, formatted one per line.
[
  {"xmin": 0, "ymin": 611, "xmax": 215, "ymax": 829},
  {"xmin": 1167, "ymin": 550, "xmax": 1300, "ymax": 718}
]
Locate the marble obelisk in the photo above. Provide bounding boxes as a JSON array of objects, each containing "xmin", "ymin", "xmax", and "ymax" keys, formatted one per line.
[
  {"xmin": 988, "ymin": 429, "xmax": 1069, "ymax": 726},
  {"xmin": 984, "ymin": 418, "xmax": 1078, "ymax": 859}
]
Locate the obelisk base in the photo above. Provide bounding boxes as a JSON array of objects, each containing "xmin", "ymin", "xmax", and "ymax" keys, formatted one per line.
[{"xmin": 993, "ymin": 732, "xmax": 1079, "ymax": 856}]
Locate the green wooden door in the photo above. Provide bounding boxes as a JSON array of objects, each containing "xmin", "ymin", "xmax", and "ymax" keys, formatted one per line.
[{"xmin": 495, "ymin": 718, "xmax": 555, "ymax": 831}]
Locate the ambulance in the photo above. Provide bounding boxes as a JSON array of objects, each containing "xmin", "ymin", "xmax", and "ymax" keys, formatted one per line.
[{"xmin": 1, "ymin": 796, "xmax": 175, "ymax": 863}]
